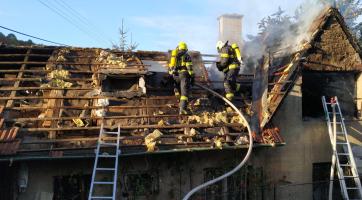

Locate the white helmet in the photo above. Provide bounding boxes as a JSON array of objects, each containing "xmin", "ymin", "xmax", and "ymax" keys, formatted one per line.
[{"xmin": 216, "ymin": 40, "xmax": 225, "ymax": 51}]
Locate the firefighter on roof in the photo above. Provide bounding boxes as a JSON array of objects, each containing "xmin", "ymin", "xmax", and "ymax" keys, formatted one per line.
[
  {"xmin": 168, "ymin": 42, "xmax": 195, "ymax": 114},
  {"xmin": 216, "ymin": 40, "xmax": 243, "ymax": 101}
]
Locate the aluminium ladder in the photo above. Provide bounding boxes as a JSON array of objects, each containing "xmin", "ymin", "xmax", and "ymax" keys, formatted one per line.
[
  {"xmin": 88, "ymin": 124, "xmax": 121, "ymax": 200},
  {"xmin": 322, "ymin": 96, "xmax": 362, "ymax": 200}
]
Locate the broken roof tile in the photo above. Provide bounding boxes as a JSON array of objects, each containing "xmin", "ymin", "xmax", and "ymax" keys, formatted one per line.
[{"xmin": 0, "ymin": 127, "xmax": 19, "ymax": 142}]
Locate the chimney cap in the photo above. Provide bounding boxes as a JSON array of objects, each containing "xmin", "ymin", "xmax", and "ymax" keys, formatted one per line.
[{"xmin": 218, "ymin": 14, "xmax": 243, "ymax": 20}]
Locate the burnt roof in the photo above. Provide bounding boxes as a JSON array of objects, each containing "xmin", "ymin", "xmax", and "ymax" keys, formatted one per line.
[
  {"xmin": 261, "ymin": 7, "xmax": 362, "ymax": 127},
  {"xmin": 0, "ymin": 45, "xmax": 283, "ymax": 160}
]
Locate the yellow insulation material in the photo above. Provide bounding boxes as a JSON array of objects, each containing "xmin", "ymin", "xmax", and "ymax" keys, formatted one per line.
[{"xmin": 144, "ymin": 129, "xmax": 163, "ymax": 152}]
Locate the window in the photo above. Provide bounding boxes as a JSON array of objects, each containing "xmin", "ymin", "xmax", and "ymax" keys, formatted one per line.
[
  {"xmin": 53, "ymin": 174, "xmax": 91, "ymax": 200},
  {"xmin": 204, "ymin": 168, "xmax": 224, "ymax": 200},
  {"xmin": 227, "ymin": 171, "xmax": 243, "ymax": 200},
  {"xmin": 124, "ymin": 171, "xmax": 159, "ymax": 197},
  {"xmin": 202, "ymin": 166, "xmax": 262, "ymax": 200},
  {"xmin": 302, "ymin": 71, "xmax": 357, "ymax": 118}
]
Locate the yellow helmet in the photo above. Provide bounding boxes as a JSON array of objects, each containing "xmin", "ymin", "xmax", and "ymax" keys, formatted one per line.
[{"xmin": 178, "ymin": 41, "xmax": 188, "ymax": 51}]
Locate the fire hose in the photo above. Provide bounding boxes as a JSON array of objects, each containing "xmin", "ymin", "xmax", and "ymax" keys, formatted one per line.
[{"xmin": 182, "ymin": 83, "xmax": 253, "ymax": 200}]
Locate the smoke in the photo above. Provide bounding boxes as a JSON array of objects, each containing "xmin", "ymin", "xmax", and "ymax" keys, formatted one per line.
[
  {"xmin": 206, "ymin": 63, "xmax": 225, "ymax": 89},
  {"xmin": 282, "ymin": 1, "xmax": 326, "ymax": 52},
  {"xmin": 244, "ymin": 1, "xmax": 327, "ymax": 63},
  {"xmin": 206, "ymin": 1, "xmax": 328, "ymax": 84}
]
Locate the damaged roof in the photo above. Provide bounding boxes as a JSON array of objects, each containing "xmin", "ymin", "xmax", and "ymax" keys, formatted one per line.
[
  {"xmin": 0, "ymin": 6, "xmax": 359, "ymax": 160},
  {"xmin": 261, "ymin": 6, "xmax": 362, "ymax": 127},
  {"xmin": 0, "ymin": 45, "xmax": 284, "ymax": 160}
]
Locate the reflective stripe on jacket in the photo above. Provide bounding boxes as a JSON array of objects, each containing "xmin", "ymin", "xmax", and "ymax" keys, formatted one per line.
[
  {"xmin": 218, "ymin": 44, "xmax": 240, "ymax": 73},
  {"xmin": 168, "ymin": 49, "xmax": 194, "ymax": 76}
]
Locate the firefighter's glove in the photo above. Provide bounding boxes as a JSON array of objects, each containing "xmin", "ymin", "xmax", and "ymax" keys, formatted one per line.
[
  {"xmin": 216, "ymin": 62, "xmax": 223, "ymax": 71},
  {"xmin": 169, "ymin": 68, "xmax": 176, "ymax": 76}
]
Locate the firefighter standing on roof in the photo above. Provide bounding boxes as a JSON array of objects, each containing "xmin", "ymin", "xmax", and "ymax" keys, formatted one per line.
[
  {"xmin": 216, "ymin": 41, "xmax": 243, "ymax": 101},
  {"xmin": 169, "ymin": 42, "xmax": 195, "ymax": 114}
]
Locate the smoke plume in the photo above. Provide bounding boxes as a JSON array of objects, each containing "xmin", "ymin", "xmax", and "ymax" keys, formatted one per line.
[
  {"xmin": 206, "ymin": 1, "xmax": 327, "ymax": 84},
  {"xmin": 244, "ymin": 1, "xmax": 326, "ymax": 63}
]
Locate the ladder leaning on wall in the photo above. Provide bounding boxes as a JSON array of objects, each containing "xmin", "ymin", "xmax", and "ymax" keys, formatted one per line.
[
  {"xmin": 88, "ymin": 123, "xmax": 121, "ymax": 200},
  {"xmin": 322, "ymin": 96, "xmax": 362, "ymax": 200}
]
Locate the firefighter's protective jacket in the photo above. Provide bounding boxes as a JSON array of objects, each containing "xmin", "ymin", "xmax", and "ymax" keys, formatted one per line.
[
  {"xmin": 217, "ymin": 43, "xmax": 242, "ymax": 73},
  {"xmin": 168, "ymin": 49, "xmax": 194, "ymax": 77}
]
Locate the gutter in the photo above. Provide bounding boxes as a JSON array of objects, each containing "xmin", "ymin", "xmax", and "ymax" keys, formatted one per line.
[{"xmin": 0, "ymin": 143, "xmax": 285, "ymax": 162}]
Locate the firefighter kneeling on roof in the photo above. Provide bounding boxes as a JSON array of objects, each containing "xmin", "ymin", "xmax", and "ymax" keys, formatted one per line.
[
  {"xmin": 168, "ymin": 42, "xmax": 195, "ymax": 114},
  {"xmin": 216, "ymin": 41, "xmax": 243, "ymax": 101}
]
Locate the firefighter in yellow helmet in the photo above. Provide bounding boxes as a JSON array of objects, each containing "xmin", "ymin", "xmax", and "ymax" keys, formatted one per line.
[
  {"xmin": 216, "ymin": 41, "xmax": 243, "ymax": 101},
  {"xmin": 168, "ymin": 42, "xmax": 194, "ymax": 114}
]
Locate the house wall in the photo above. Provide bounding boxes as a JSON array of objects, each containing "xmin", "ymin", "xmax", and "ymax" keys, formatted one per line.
[
  {"xmin": 11, "ymin": 74, "xmax": 362, "ymax": 200},
  {"xmin": 14, "ymin": 160, "xmax": 92, "ymax": 200},
  {"xmin": 306, "ymin": 16, "xmax": 362, "ymax": 71},
  {"xmin": 258, "ymin": 12, "xmax": 362, "ymax": 199},
  {"xmin": 348, "ymin": 72, "xmax": 362, "ymax": 172},
  {"xmin": 260, "ymin": 74, "xmax": 362, "ymax": 200},
  {"xmin": 13, "ymin": 149, "xmax": 263, "ymax": 200},
  {"xmin": 260, "ymin": 76, "xmax": 330, "ymax": 200}
]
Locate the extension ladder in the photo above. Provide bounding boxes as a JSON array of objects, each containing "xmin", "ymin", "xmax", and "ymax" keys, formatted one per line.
[
  {"xmin": 322, "ymin": 96, "xmax": 362, "ymax": 200},
  {"xmin": 88, "ymin": 124, "xmax": 121, "ymax": 200}
]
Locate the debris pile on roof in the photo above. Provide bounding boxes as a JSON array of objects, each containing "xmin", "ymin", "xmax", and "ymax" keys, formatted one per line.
[
  {"xmin": 93, "ymin": 98, "xmax": 109, "ymax": 117},
  {"xmin": 213, "ymin": 137, "xmax": 224, "ymax": 149},
  {"xmin": 96, "ymin": 50, "xmax": 127, "ymax": 70},
  {"xmin": 186, "ymin": 110, "xmax": 245, "ymax": 127},
  {"xmin": 157, "ymin": 119, "xmax": 170, "ymax": 126},
  {"xmin": 55, "ymin": 48, "xmax": 70, "ymax": 62},
  {"xmin": 43, "ymin": 69, "xmax": 73, "ymax": 88},
  {"xmin": 144, "ymin": 129, "xmax": 163, "ymax": 152},
  {"xmin": 262, "ymin": 127, "xmax": 283, "ymax": 145},
  {"xmin": 235, "ymin": 136, "xmax": 249, "ymax": 145},
  {"xmin": 177, "ymin": 128, "xmax": 199, "ymax": 144}
]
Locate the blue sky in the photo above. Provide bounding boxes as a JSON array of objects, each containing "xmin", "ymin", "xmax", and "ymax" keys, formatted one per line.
[{"xmin": 1, "ymin": 0, "xmax": 305, "ymax": 53}]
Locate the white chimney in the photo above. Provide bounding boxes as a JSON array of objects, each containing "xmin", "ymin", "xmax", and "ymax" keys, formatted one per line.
[{"xmin": 218, "ymin": 14, "xmax": 243, "ymax": 50}]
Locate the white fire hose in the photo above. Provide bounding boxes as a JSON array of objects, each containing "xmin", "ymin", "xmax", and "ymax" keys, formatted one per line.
[{"xmin": 182, "ymin": 83, "xmax": 253, "ymax": 200}]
